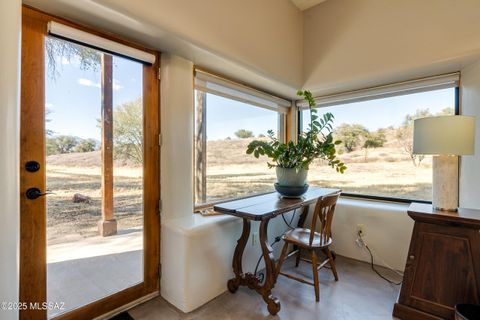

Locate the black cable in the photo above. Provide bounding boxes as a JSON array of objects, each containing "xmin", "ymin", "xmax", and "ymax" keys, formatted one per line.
[
  {"xmin": 254, "ymin": 236, "xmax": 282, "ymax": 282},
  {"xmin": 364, "ymin": 244, "xmax": 402, "ymax": 286},
  {"xmin": 253, "ymin": 209, "xmax": 298, "ymax": 282},
  {"xmin": 281, "ymin": 208, "xmax": 297, "ymax": 229}
]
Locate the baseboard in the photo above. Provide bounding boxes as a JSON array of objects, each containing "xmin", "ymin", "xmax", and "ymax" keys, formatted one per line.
[
  {"xmin": 93, "ymin": 291, "xmax": 160, "ymax": 320},
  {"xmin": 393, "ymin": 303, "xmax": 444, "ymax": 320}
]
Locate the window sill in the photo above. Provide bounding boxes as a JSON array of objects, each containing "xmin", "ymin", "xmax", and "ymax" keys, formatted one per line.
[
  {"xmin": 340, "ymin": 193, "xmax": 431, "ymax": 205},
  {"xmin": 162, "ymin": 213, "xmax": 241, "ymax": 237},
  {"xmin": 164, "ymin": 195, "xmax": 411, "ymax": 239},
  {"xmin": 194, "ymin": 191, "xmax": 274, "ymax": 214}
]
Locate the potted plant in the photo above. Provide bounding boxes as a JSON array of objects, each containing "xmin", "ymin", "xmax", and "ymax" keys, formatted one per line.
[{"xmin": 246, "ymin": 90, "xmax": 346, "ymax": 197}]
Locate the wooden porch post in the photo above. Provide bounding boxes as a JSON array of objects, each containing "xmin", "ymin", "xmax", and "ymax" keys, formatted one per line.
[
  {"xmin": 195, "ymin": 91, "xmax": 207, "ymax": 204},
  {"xmin": 98, "ymin": 53, "xmax": 117, "ymax": 236}
]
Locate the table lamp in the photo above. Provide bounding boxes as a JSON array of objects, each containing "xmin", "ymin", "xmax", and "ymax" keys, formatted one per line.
[{"xmin": 413, "ymin": 115, "xmax": 476, "ymax": 211}]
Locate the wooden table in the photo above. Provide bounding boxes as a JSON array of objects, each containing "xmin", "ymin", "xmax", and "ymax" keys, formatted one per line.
[
  {"xmin": 393, "ymin": 203, "xmax": 480, "ymax": 320},
  {"xmin": 214, "ymin": 187, "xmax": 340, "ymax": 315}
]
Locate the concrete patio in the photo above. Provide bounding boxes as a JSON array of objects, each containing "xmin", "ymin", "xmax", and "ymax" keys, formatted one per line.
[{"xmin": 47, "ymin": 228, "xmax": 143, "ymax": 318}]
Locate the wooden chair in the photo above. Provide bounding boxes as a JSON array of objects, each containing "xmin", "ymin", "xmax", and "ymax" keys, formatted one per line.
[{"xmin": 275, "ymin": 192, "xmax": 341, "ymax": 301}]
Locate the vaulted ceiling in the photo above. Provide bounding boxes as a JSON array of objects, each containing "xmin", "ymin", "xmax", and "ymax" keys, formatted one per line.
[{"xmin": 290, "ymin": 0, "xmax": 327, "ymax": 11}]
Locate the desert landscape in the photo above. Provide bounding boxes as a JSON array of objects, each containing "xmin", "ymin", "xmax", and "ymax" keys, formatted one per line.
[
  {"xmin": 46, "ymin": 124, "xmax": 433, "ymax": 242},
  {"xmin": 204, "ymin": 132, "xmax": 432, "ymax": 204},
  {"xmin": 46, "ymin": 151, "xmax": 143, "ymax": 244}
]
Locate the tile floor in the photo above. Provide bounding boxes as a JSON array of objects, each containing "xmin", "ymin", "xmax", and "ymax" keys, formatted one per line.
[{"xmin": 128, "ymin": 256, "xmax": 402, "ymax": 320}]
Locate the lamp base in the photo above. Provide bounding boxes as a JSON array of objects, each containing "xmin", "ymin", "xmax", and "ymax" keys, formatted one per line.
[{"xmin": 432, "ymin": 155, "xmax": 459, "ymax": 212}]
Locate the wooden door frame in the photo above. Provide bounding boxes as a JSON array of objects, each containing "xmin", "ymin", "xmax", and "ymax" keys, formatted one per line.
[{"xmin": 20, "ymin": 6, "xmax": 160, "ymax": 320}]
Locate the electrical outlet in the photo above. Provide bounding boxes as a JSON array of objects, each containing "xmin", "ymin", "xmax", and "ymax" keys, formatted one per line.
[
  {"xmin": 357, "ymin": 224, "xmax": 365, "ymax": 237},
  {"xmin": 252, "ymin": 232, "xmax": 258, "ymax": 246},
  {"xmin": 355, "ymin": 237, "xmax": 365, "ymax": 248}
]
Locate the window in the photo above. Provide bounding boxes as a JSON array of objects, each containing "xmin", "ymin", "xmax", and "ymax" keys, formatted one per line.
[
  {"xmin": 194, "ymin": 70, "xmax": 290, "ymax": 205},
  {"xmin": 299, "ymin": 75, "xmax": 459, "ymax": 202}
]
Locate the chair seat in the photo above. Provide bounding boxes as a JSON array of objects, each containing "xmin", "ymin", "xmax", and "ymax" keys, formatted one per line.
[{"xmin": 282, "ymin": 228, "xmax": 332, "ymax": 248}]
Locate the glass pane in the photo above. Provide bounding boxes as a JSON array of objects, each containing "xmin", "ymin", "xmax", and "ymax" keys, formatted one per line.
[
  {"xmin": 194, "ymin": 91, "xmax": 279, "ymax": 204},
  {"xmin": 301, "ymin": 88, "xmax": 456, "ymax": 201},
  {"xmin": 45, "ymin": 36, "xmax": 144, "ymax": 318}
]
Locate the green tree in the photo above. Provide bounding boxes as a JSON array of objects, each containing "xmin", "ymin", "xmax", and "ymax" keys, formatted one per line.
[
  {"xmin": 46, "ymin": 37, "xmax": 101, "ymax": 79},
  {"xmin": 46, "ymin": 135, "xmax": 79, "ymax": 155},
  {"xmin": 334, "ymin": 123, "xmax": 369, "ymax": 152},
  {"xmin": 438, "ymin": 107, "xmax": 454, "ymax": 116},
  {"xmin": 45, "ymin": 108, "xmax": 55, "ymax": 137},
  {"xmin": 363, "ymin": 129, "xmax": 387, "ymax": 161},
  {"xmin": 113, "ymin": 97, "xmax": 143, "ymax": 164},
  {"xmin": 74, "ymin": 138, "xmax": 98, "ymax": 153},
  {"xmin": 56, "ymin": 135, "xmax": 79, "ymax": 154},
  {"xmin": 234, "ymin": 129, "xmax": 254, "ymax": 139},
  {"xmin": 46, "ymin": 137, "xmax": 58, "ymax": 156},
  {"xmin": 396, "ymin": 108, "xmax": 432, "ymax": 166}
]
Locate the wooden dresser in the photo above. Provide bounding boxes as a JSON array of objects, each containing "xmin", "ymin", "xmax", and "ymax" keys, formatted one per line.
[{"xmin": 393, "ymin": 203, "xmax": 480, "ymax": 320}]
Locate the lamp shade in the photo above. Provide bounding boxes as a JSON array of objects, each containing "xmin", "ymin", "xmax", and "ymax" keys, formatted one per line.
[{"xmin": 413, "ymin": 115, "xmax": 476, "ymax": 155}]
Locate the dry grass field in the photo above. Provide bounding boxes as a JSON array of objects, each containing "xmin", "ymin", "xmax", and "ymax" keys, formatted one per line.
[
  {"xmin": 46, "ymin": 151, "xmax": 143, "ymax": 244},
  {"xmin": 204, "ymin": 136, "xmax": 433, "ymax": 203},
  {"xmin": 47, "ymin": 134, "xmax": 432, "ymax": 242}
]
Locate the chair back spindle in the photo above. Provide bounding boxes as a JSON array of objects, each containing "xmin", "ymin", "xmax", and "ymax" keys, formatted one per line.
[{"xmin": 309, "ymin": 192, "xmax": 340, "ymax": 247}]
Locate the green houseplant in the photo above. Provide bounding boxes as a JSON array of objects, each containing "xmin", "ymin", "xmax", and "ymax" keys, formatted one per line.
[{"xmin": 246, "ymin": 90, "xmax": 346, "ymax": 196}]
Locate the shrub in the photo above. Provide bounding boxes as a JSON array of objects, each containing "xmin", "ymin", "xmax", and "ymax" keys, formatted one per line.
[
  {"xmin": 74, "ymin": 138, "xmax": 98, "ymax": 153},
  {"xmin": 234, "ymin": 129, "xmax": 254, "ymax": 139}
]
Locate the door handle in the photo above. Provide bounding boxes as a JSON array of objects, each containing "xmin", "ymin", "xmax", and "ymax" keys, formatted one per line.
[{"xmin": 26, "ymin": 188, "xmax": 55, "ymax": 200}]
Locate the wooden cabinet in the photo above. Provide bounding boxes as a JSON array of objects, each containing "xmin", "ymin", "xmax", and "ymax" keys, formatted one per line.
[{"xmin": 393, "ymin": 203, "xmax": 480, "ymax": 320}]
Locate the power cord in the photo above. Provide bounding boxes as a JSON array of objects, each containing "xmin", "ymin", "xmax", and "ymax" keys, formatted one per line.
[
  {"xmin": 356, "ymin": 230, "xmax": 403, "ymax": 286},
  {"xmin": 281, "ymin": 208, "xmax": 297, "ymax": 229},
  {"xmin": 254, "ymin": 209, "xmax": 298, "ymax": 282},
  {"xmin": 254, "ymin": 236, "xmax": 282, "ymax": 283}
]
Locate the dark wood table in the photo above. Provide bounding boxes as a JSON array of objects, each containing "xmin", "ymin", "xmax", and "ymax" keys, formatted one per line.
[{"xmin": 214, "ymin": 187, "xmax": 340, "ymax": 315}]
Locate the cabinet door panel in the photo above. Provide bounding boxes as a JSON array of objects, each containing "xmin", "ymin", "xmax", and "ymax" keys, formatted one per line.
[{"xmin": 402, "ymin": 223, "xmax": 479, "ymax": 319}]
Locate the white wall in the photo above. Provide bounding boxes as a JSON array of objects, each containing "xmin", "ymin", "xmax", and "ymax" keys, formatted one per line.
[
  {"xmin": 161, "ymin": 198, "xmax": 413, "ymax": 313},
  {"xmin": 159, "ymin": 54, "xmax": 308, "ymax": 311},
  {"xmin": 23, "ymin": 0, "xmax": 303, "ymax": 98},
  {"xmin": 0, "ymin": 0, "xmax": 21, "ymax": 319},
  {"xmin": 160, "ymin": 54, "xmax": 194, "ymax": 220},
  {"xmin": 329, "ymin": 199, "xmax": 412, "ymax": 271},
  {"xmin": 102, "ymin": 0, "xmax": 304, "ymax": 87},
  {"xmin": 161, "ymin": 211, "xmax": 302, "ymax": 312},
  {"xmin": 303, "ymin": 0, "xmax": 480, "ymax": 96},
  {"xmin": 460, "ymin": 60, "xmax": 480, "ymax": 209}
]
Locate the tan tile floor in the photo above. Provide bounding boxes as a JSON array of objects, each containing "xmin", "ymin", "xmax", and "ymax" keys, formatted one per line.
[{"xmin": 129, "ymin": 256, "xmax": 402, "ymax": 320}]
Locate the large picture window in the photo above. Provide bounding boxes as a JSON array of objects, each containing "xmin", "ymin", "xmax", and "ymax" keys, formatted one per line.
[
  {"xmin": 194, "ymin": 70, "xmax": 289, "ymax": 206},
  {"xmin": 300, "ymin": 81, "xmax": 458, "ymax": 202}
]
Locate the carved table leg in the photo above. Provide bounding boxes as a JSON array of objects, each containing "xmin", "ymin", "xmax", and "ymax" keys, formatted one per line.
[
  {"xmin": 227, "ymin": 218, "xmax": 251, "ymax": 293},
  {"xmin": 258, "ymin": 218, "xmax": 281, "ymax": 315},
  {"xmin": 295, "ymin": 205, "xmax": 309, "ymax": 267}
]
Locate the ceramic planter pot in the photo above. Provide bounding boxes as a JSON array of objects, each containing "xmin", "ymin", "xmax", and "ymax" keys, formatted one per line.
[{"xmin": 275, "ymin": 167, "xmax": 308, "ymax": 187}]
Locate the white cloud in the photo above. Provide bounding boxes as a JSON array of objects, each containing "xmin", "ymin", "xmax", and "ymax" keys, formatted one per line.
[
  {"xmin": 77, "ymin": 78, "xmax": 123, "ymax": 91},
  {"xmin": 77, "ymin": 78, "xmax": 100, "ymax": 88},
  {"xmin": 61, "ymin": 57, "xmax": 70, "ymax": 65},
  {"xmin": 113, "ymin": 79, "xmax": 123, "ymax": 91},
  {"xmin": 45, "ymin": 102, "xmax": 54, "ymax": 108}
]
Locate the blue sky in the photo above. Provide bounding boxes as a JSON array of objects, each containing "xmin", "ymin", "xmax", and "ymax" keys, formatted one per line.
[
  {"xmin": 302, "ymin": 88, "xmax": 455, "ymax": 133},
  {"xmin": 45, "ymin": 48, "xmax": 143, "ymax": 140},
  {"xmin": 46, "ymin": 39, "xmax": 455, "ymax": 141},
  {"xmin": 204, "ymin": 88, "xmax": 454, "ymax": 140},
  {"xmin": 204, "ymin": 93, "xmax": 279, "ymax": 140}
]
